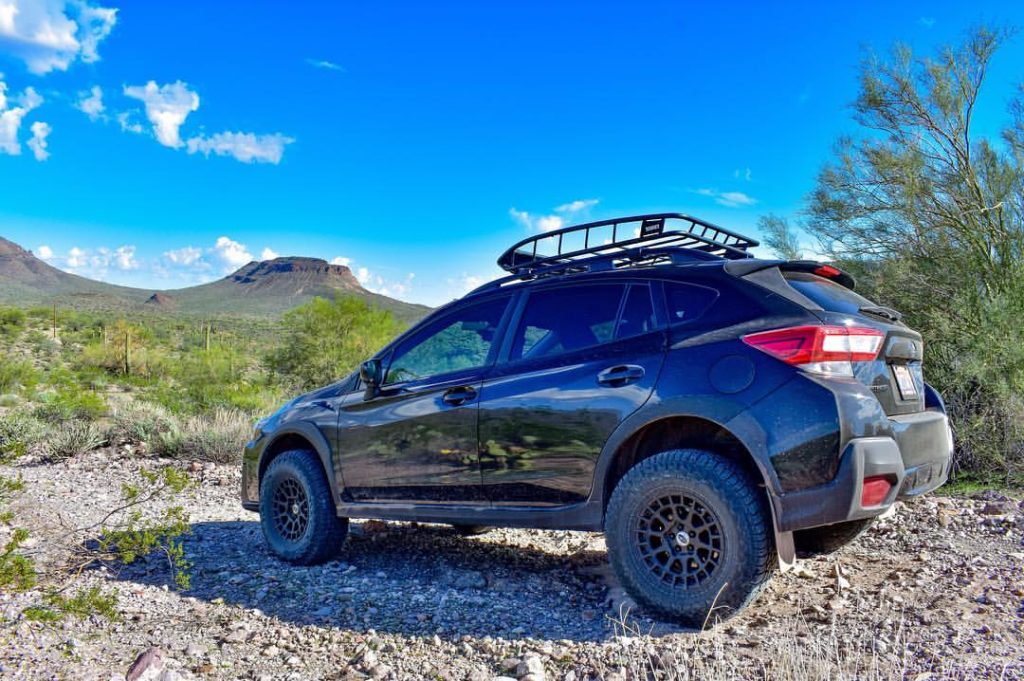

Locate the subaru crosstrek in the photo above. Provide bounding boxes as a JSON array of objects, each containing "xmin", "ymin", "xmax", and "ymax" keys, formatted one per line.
[{"xmin": 241, "ymin": 213, "xmax": 952, "ymax": 625}]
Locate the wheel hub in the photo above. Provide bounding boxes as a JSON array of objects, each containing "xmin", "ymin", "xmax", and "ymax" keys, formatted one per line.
[
  {"xmin": 271, "ymin": 477, "xmax": 309, "ymax": 542},
  {"xmin": 636, "ymin": 493, "xmax": 724, "ymax": 588}
]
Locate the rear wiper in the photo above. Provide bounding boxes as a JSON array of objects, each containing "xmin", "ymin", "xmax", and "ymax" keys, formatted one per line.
[{"xmin": 859, "ymin": 305, "xmax": 902, "ymax": 322}]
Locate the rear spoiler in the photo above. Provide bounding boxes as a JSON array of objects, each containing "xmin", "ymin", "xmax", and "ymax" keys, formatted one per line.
[{"xmin": 724, "ymin": 259, "xmax": 857, "ymax": 290}]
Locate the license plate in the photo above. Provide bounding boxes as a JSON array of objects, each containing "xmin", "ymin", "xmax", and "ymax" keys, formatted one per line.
[{"xmin": 893, "ymin": 364, "xmax": 917, "ymax": 399}]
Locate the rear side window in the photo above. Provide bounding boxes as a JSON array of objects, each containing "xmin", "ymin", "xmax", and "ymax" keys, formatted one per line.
[
  {"xmin": 664, "ymin": 282, "xmax": 718, "ymax": 324},
  {"xmin": 783, "ymin": 272, "xmax": 875, "ymax": 314},
  {"xmin": 616, "ymin": 284, "xmax": 657, "ymax": 339},
  {"xmin": 511, "ymin": 284, "xmax": 626, "ymax": 360}
]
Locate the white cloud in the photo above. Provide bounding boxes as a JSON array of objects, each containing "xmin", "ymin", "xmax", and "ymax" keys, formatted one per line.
[
  {"xmin": 555, "ymin": 198, "xmax": 599, "ymax": 214},
  {"xmin": 76, "ymin": 85, "xmax": 104, "ymax": 120},
  {"xmin": 116, "ymin": 110, "xmax": 143, "ymax": 134},
  {"xmin": 0, "ymin": 0, "xmax": 117, "ymax": 74},
  {"xmin": 185, "ymin": 131, "xmax": 294, "ymax": 164},
  {"xmin": 36, "ymin": 244, "xmax": 52, "ymax": 259},
  {"xmin": 361, "ymin": 271, "xmax": 415, "ymax": 298},
  {"xmin": 733, "ymin": 167, "xmax": 752, "ymax": 181},
  {"xmin": 693, "ymin": 188, "xmax": 758, "ymax": 208},
  {"xmin": 919, "ymin": 17, "xmax": 936, "ymax": 28},
  {"xmin": 163, "ymin": 246, "xmax": 203, "ymax": 266},
  {"xmin": 113, "ymin": 244, "xmax": 137, "ymax": 270},
  {"xmin": 510, "ymin": 199, "xmax": 597, "ymax": 233},
  {"xmin": 123, "ymin": 80, "xmax": 199, "ymax": 148},
  {"xmin": 210, "ymin": 236, "xmax": 253, "ymax": 271},
  {"xmin": 27, "ymin": 120, "xmax": 50, "ymax": 160},
  {"xmin": 260, "ymin": 247, "xmax": 279, "ymax": 260},
  {"xmin": 536, "ymin": 215, "xmax": 563, "ymax": 232},
  {"xmin": 0, "ymin": 80, "xmax": 42, "ymax": 156},
  {"xmin": 510, "ymin": 207, "xmax": 562, "ymax": 233},
  {"xmin": 330, "ymin": 256, "xmax": 352, "ymax": 267},
  {"xmin": 58, "ymin": 243, "xmax": 137, "ymax": 279},
  {"xmin": 306, "ymin": 58, "xmax": 344, "ymax": 72}
]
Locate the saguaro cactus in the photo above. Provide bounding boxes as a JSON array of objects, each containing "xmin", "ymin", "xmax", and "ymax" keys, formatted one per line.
[{"xmin": 124, "ymin": 330, "xmax": 131, "ymax": 376}]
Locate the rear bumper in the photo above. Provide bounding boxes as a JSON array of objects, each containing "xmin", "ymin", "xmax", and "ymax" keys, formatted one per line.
[{"xmin": 776, "ymin": 410, "xmax": 952, "ymax": 532}]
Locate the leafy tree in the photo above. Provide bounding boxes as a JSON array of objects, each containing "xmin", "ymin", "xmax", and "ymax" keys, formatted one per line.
[
  {"xmin": 267, "ymin": 294, "xmax": 403, "ymax": 390},
  {"xmin": 799, "ymin": 26, "xmax": 1024, "ymax": 484},
  {"xmin": 758, "ymin": 214, "xmax": 803, "ymax": 260}
]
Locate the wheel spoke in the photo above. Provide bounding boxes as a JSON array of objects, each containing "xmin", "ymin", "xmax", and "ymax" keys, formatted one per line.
[{"xmin": 634, "ymin": 491, "xmax": 724, "ymax": 589}]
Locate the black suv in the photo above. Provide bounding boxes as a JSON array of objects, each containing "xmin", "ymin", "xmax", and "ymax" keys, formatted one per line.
[{"xmin": 242, "ymin": 213, "xmax": 952, "ymax": 624}]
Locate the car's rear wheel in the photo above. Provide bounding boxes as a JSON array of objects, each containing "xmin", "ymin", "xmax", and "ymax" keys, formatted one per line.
[
  {"xmin": 260, "ymin": 450, "xmax": 348, "ymax": 565},
  {"xmin": 605, "ymin": 449, "xmax": 776, "ymax": 627},
  {"xmin": 450, "ymin": 524, "xmax": 491, "ymax": 536},
  {"xmin": 794, "ymin": 517, "xmax": 875, "ymax": 555}
]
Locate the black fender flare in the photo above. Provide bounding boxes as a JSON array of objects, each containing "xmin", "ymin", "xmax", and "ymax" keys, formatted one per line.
[
  {"xmin": 587, "ymin": 395, "xmax": 795, "ymax": 566},
  {"xmin": 260, "ymin": 421, "xmax": 341, "ymax": 505}
]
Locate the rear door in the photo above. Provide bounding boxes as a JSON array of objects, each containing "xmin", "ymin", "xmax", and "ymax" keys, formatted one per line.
[{"xmin": 477, "ymin": 281, "xmax": 666, "ymax": 506}]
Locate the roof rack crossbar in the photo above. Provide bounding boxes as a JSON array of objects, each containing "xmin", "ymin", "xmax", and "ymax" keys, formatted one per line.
[{"xmin": 497, "ymin": 213, "xmax": 758, "ymax": 273}]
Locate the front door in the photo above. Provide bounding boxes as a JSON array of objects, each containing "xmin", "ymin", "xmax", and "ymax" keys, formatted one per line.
[
  {"xmin": 336, "ymin": 295, "xmax": 511, "ymax": 503},
  {"xmin": 478, "ymin": 282, "xmax": 666, "ymax": 506}
]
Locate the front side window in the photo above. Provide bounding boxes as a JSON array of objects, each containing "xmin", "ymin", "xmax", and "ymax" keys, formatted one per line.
[
  {"xmin": 510, "ymin": 284, "xmax": 627, "ymax": 361},
  {"xmin": 385, "ymin": 297, "xmax": 508, "ymax": 384}
]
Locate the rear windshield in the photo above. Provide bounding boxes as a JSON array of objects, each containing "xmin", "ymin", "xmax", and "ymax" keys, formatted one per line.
[{"xmin": 783, "ymin": 272, "xmax": 876, "ymax": 314}]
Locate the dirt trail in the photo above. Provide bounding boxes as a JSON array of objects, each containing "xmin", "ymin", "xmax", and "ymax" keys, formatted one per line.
[{"xmin": 1, "ymin": 450, "xmax": 1021, "ymax": 680}]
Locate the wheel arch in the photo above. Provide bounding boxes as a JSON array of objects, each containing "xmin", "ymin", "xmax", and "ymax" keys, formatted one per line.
[
  {"xmin": 592, "ymin": 399, "xmax": 795, "ymax": 566},
  {"xmin": 258, "ymin": 422, "xmax": 340, "ymax": 505}
]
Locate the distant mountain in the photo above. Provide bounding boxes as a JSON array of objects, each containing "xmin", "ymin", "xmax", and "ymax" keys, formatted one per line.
[{"xmin": 0, "ymin": 236, "xmax": 430, "ymax": 322}]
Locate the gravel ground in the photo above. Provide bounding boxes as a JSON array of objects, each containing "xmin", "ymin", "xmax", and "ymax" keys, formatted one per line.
[{"xmin": 1, "ymin": 449, "xmax": 1022, "ymax": 680}]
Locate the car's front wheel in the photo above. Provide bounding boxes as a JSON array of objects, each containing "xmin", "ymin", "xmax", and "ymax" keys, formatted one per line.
[
  {"xmin": 260, "ymin": 450, "xmax": 348, "ymax": 565},
  {"xmin": 605, "ymin": 449, "xmax": 776, "ymax": 627}
]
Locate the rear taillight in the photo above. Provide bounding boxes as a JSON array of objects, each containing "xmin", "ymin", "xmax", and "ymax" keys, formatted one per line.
[{"xmin": 742, "ymin": 325, "xmax": 883, "ymax": 376}]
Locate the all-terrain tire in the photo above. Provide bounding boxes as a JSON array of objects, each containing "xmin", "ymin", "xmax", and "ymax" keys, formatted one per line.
[
  {"xmin": 794, "ymin": 517, "xmax": 875, "ymax": 555},
  {"xmin": 605, "ymin": 449, "xmax": 776, "ymax": 626},
  {"xmin": 450, "ymin": 524, "xmax": 491, "ymax": 536},
  {"xmin": 260, "ymin": 449, "xmax": 348, "ymax": 565}
]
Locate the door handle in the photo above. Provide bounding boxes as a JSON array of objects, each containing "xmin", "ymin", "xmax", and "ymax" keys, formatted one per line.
[
  {"xmin": 442, "ymin": 386, "xmax": 478, "ymax": 406},
  {"xmin": 597, "ymin": 365, "xmax": 645, "ymax": 387}
]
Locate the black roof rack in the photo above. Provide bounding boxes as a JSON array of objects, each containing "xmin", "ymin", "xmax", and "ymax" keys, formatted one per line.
[{"xmin": 497, "ymin": 213, "xmax": 758, "ymax": 274}]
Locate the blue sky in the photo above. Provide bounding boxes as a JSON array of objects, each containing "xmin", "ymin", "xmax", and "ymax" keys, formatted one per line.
[{"xmin": 2, "ymin": 1, "xmax": 1024, "ymax": 306}]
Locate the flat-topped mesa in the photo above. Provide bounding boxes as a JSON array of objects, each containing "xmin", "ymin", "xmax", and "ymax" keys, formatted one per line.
[{"xmin": 228, "ymin": 257, "xmax": 359, "ymax": 285}]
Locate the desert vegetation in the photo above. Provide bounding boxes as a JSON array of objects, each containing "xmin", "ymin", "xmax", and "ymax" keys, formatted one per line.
[
  {"xmin": 760, "ymin": 26, "xmax": 1024, "ymax": 488},
  {"xmin": 0, "ymin": 294, "xmax": 403, "ymax": 623}
]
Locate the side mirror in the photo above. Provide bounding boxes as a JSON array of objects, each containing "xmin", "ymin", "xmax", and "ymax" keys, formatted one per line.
[{"xmin": 360, "ymin": 359, "xmax": 382, "ymax": 398}]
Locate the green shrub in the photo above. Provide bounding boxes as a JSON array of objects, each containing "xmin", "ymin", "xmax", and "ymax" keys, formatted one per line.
[
  {"xmin": 0, "ymin": 411, "xmax": 45, "ymax": 460},
  {"xmin": 153, "ymin": 407, "xmax": 250, "ymax": 463},
  {"xmin": 266, "ymin": 294, "xmax": 402, "ymax": 391},
  {"xmin": 23, "ymin": 586, "xmax": 119, "ymax": 623},
  {"xmin": 43, "ymin": 422, "xmax": 105, "ymax": 462},
  {"xmin": 34, "ymin": 386, "xmax": 107, "ymax": 422},
  {"xmin": 95, "ymin": 466, "xmax": 192, "ymax": 590},
  {"xmin": 107, "ymin": 401, "xmax": 178, "ymax": 445},
  {"xmin": 0, "ymin": 528, "xmax": 36, "ymax": 592},
  {"xmin": 0, "ymin": 356, "xmax": 38, "ymax": 394},
  {"xmin": 0, "ymin": 308, "xmax": 26, "ymax": 337}
]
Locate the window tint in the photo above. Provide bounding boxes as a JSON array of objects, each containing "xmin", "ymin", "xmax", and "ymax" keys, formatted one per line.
[
  {"xmin": 615, "ymin": 284, "xmax": 657, "ymax": 339},
  {"xmin": 664, "ymin": 282, "xmax": 718, "ymax": 324},
  {"xmin": 783, "ymin": 272, "xmax": 875, "ymax": 314},
  {"xmin": 384, "ymin": 297, "xmax": 508, "ymax": 384},
  {"xmin": 511, "ymin": 284, "xmax": 626, "ymax": 360}
]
